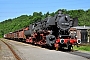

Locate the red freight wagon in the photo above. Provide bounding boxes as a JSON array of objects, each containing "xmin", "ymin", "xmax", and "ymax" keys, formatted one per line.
[
  {"xmin": 18, "ymin": 27, "xmax": 29, "ymax": 41},
  {"xmin": 8, "ymin": 33, "xmax": 11, "ymax": 38},
  {"xmin": 9, "ymin": 32, "xmax": 13, "ymax": 39},
  {"xmin": 4, "ymin": 33, "xmax": 13, "ymax": 39},
  {"xmin": 4, "ymin": 34, "xmax": 8, "ymax": 38},
  {"xmin": 14, "ymin": 31, "xmax": 19, "ymax": 39},
  {"xmin": 11, "ymin": 32, "xmax": 14, "ymax": 39},
  {"xmin": 18, "ymin": 29, "xmax": 24, "ymax": 39},
  {"xmin": 7, "ymin": 34, "xmax": 10, "ymax": 39}
]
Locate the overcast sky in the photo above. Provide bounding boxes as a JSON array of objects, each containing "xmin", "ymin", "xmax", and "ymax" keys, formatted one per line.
[{"xmin": 0, "ymin": 0, "xmax": 90, "ymax": 22}]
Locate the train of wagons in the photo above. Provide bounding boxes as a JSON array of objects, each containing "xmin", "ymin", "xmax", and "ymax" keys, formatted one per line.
[{"xmin": 4, "ymin": 11, "xmax": 81, "ymax": 50}]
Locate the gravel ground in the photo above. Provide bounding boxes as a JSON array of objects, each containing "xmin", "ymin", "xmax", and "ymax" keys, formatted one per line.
[
  {"xmin": 5, "ymin": 39, "xmax": 89, "ymax": 60},
  {"xmin": 0, "ymin": 39, "xmax": 17, "ymax": 60}
]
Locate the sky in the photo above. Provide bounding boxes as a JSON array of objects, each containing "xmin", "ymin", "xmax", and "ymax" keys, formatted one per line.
[{"xmin": 0, "ymin": 0, "xmax": 90, "ymax": 22}]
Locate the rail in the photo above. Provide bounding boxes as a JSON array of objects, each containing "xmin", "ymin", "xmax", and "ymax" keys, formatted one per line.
[{"xmin": 1, "ymin": 40, "xmax": 22, "ymax": 60}]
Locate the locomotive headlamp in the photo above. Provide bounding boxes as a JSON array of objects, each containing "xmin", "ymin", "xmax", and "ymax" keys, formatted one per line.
[
  {"xmin": 60, "ymin": 39, "xmax": 64, "ymax": 44},
  {"xmin": 77, "ymin": 39, "xmax": 81, "ymax": 44}
]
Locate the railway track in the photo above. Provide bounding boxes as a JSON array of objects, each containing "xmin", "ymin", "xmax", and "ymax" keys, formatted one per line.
[{"xmin": 0, "ymin": 39, "xmax": 22, "ymax": 60}]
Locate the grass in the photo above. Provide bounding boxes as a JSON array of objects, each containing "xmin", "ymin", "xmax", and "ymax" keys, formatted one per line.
[{"xmin": 73, "ymin": 44, "xmax": 90, "ymax": 51}]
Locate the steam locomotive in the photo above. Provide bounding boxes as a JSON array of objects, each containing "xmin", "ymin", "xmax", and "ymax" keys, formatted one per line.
[{"xmin": 4, "ymin": 11, "xmax": 81, "ymax": 50}]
